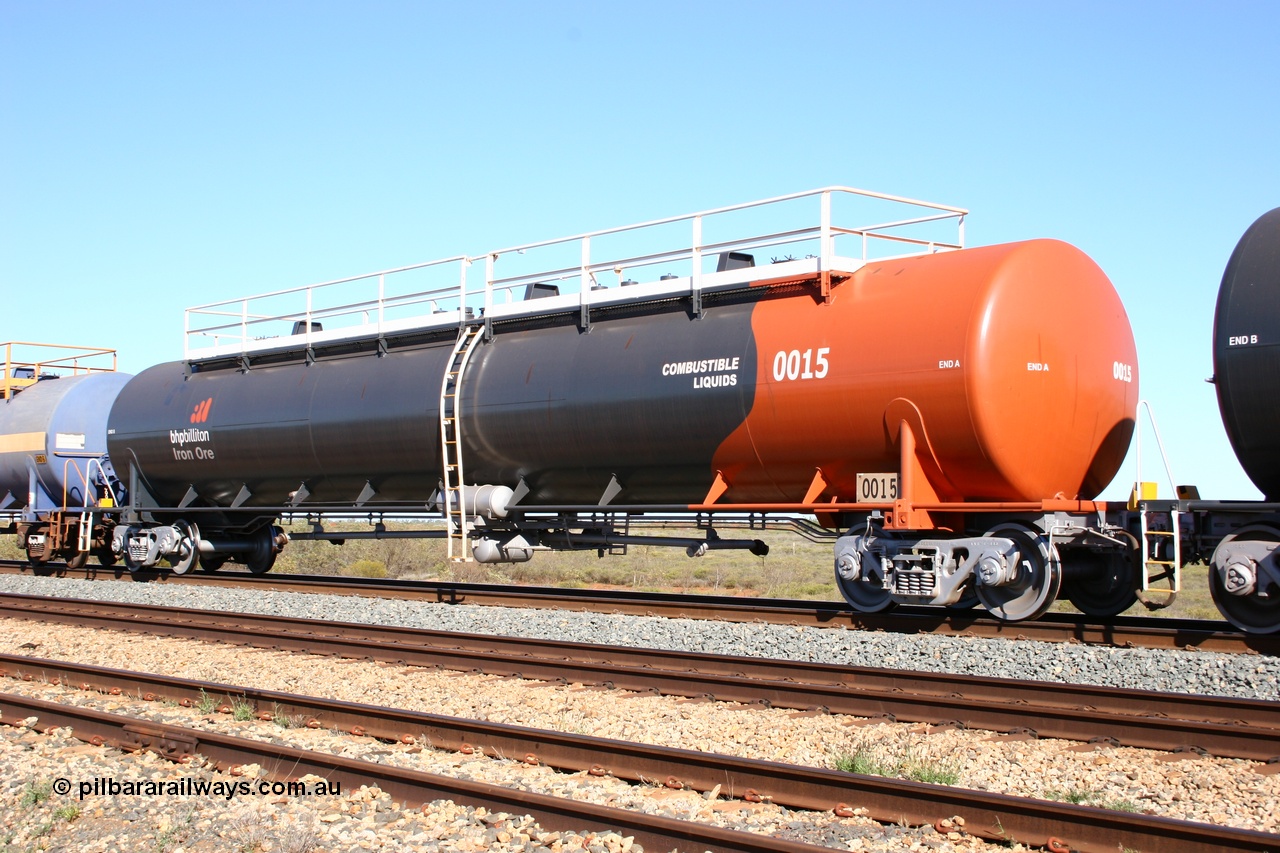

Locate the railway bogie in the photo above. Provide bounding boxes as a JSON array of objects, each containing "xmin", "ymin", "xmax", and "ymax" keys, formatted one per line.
[
  {"xmin": 834, "ymin": 512, "xmax": 1142, "ymax": 621},
  {"xmin": 1208, "ymin": 522, "xmax": 1280, "ymax": 633},
  {"xmin": 110, "ymin": 518, "xmax": 286, "ymax": 575}
]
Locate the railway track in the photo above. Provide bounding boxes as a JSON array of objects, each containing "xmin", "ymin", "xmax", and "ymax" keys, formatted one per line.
[
  {"xmin": 2, "ymin": 591, "xmax": 1278, "ymax": 762},
  {"xmin": 1, "ymin": 559, "xmax": 1271, "ymax": 655},
  {"xmin": 3, "ymin": 656, "xmax": 1277, "ymax": 853},
  {"xmin": 0, "ymin": 689, "xmax": 818, "ymax": 853}
]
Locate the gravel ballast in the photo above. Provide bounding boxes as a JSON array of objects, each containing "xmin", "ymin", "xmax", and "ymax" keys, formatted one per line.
[{"xmin": 0, "ymin": 573, "xmax": 1274, "ymax": 701}]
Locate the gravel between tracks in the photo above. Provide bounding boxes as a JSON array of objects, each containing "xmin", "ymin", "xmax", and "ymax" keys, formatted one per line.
[
  {"xmin": 0, "ymin": 573, "xmax": 1275, "ymax": 700},
  {"xmin": 0, "ymin": 574, "xmax": 1278, "ymax": 852}
]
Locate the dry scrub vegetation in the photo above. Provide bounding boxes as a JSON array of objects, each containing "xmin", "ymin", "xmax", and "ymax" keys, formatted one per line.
[{"xmin": 273, "ymin": 521, "xmax": 835, "ymax": 600}]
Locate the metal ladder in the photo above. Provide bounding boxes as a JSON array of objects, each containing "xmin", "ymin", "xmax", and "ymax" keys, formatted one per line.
[
  {"xmin": 439, "ymin": 325, "xmax": 483, "ymax": 562},
  {"xmin": 1129, "ymin": 401, "xmax": 1182, "ymax": 607},
  {"xmin": 64, "ymin": 458, "xmax": 119, "ymax": 558},
  {"xmin": 1139, "ymin": 507, "xmax": 1182, "ymax": 603}
]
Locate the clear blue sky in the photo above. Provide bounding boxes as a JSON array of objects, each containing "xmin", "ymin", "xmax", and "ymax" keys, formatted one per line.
[{"xmin": 3, "ymin": 1, "xmax": 1278, "ymax": 500}]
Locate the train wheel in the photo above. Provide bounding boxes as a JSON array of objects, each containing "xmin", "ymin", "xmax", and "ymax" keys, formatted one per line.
[
  {"xmin": 65, "ymin": 550, "xmax": 90, "ymax": 570},
  {"xmin": 835, "ymin": 571, "xmax": 897, "ymax": 612},
  {"xmin": 95, "ymin": 550, "xmax": 118, "ymax": 568},
  {"xmin": 834, "ymin": 555, "xmax": 897, "ymax": 613},
  {"xmin": 976, "ymin": 525, "xmax": 1062, "ymax": 622},
  {"xmin": 166, "ymin": 521, "xmax": 200, "ymax": 575},
  {"xmin": 1062, "ymin": 532, "xmax": 1141, "ymax": 617},
  {"xmin": 245, "ymin": 550, "xmax": 277, "ymax": 575},
  {"xmin": 1210, "ymin": 525, "xmax": 1280, "ymax": 634},
  {"xmin": 244, "ymin": 548, "xmax": 277, "ymax": 573},
  {"xmin": 244, "ymin": 526, "xmax": 280, "ymax": 575}
]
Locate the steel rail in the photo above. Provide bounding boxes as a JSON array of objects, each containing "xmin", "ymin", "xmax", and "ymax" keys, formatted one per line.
[
  {"xmin": 2, "ymin": 657, "xmax": 1274, "ymax": 853},
  {"xmin": 2, "ymin": 593, "xmax": 1278, "ymax": 763},
  {"xmin": 1, "ymin": 560, "xmax": 1270, "ymax": 655},
  {"xmin": 0, "ymin": 691, "xmax": 828, "ymax": 853}
]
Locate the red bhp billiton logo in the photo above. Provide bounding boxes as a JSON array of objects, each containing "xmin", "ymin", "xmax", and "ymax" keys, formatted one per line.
[{"xmin": 190, "ymin": 398, "xmax": 213, "ymax": 424}]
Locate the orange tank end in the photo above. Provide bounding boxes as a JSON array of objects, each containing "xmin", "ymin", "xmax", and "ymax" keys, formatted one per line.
[{"xmin": 710, "ymin": 239, "xmax": 1138, "ymax": 507}]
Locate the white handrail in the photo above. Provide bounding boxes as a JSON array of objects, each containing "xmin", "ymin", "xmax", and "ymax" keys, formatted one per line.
[
  {"xmin": 1133, "ymin": 399, "xmax": 1178, "ymax": 497},
  {"xmin": 186, "ymin": 255, "xmax": 472, "ymax": 312},
  {"xmin": 185, "ymin": 187, "xmax": 968, "ymax": 359}
]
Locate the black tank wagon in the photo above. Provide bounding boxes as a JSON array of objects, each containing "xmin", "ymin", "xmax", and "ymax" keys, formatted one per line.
[
  {"xmin": 1176, "ymin": 206, "xmax": 1280, "ymax": 632},
  {"xmin": 1213, "ymin": 207, "xmax": 1280, "ymax": 499},
  {"xmin": 101, "ymin": 187, "xmax": 1152, "ymax": 626}
]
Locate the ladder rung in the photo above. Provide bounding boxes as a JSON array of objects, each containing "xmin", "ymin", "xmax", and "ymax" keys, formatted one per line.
[
  {"xmin": 1145, "ymin": 530, "xmax": 1175, "ymax": 536},
  {"xmin": 441, "ymin": 326, "xmax": 483, "ymax": 517}
]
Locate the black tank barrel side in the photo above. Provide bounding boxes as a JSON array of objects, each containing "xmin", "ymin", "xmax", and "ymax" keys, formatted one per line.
[
  {"xmin": 106, "ymin": 344, "xmax": 452, "ymax": 509},
  {"xmin": 105, "ymin": 297, "xmax": 761, "ymax": 512},
  {"xmin": 1213, "ymin": 207, "xmax": 1280, "ymax": 499},
  {"xmin": 464, "ymin": 300, "xmax": 758, "ymax": 505}
]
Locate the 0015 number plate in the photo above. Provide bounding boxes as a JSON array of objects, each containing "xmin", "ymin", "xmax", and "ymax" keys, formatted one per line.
[{"xmin": 856, "ymin": 473, "xmax": 899, "ymax": 502}]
